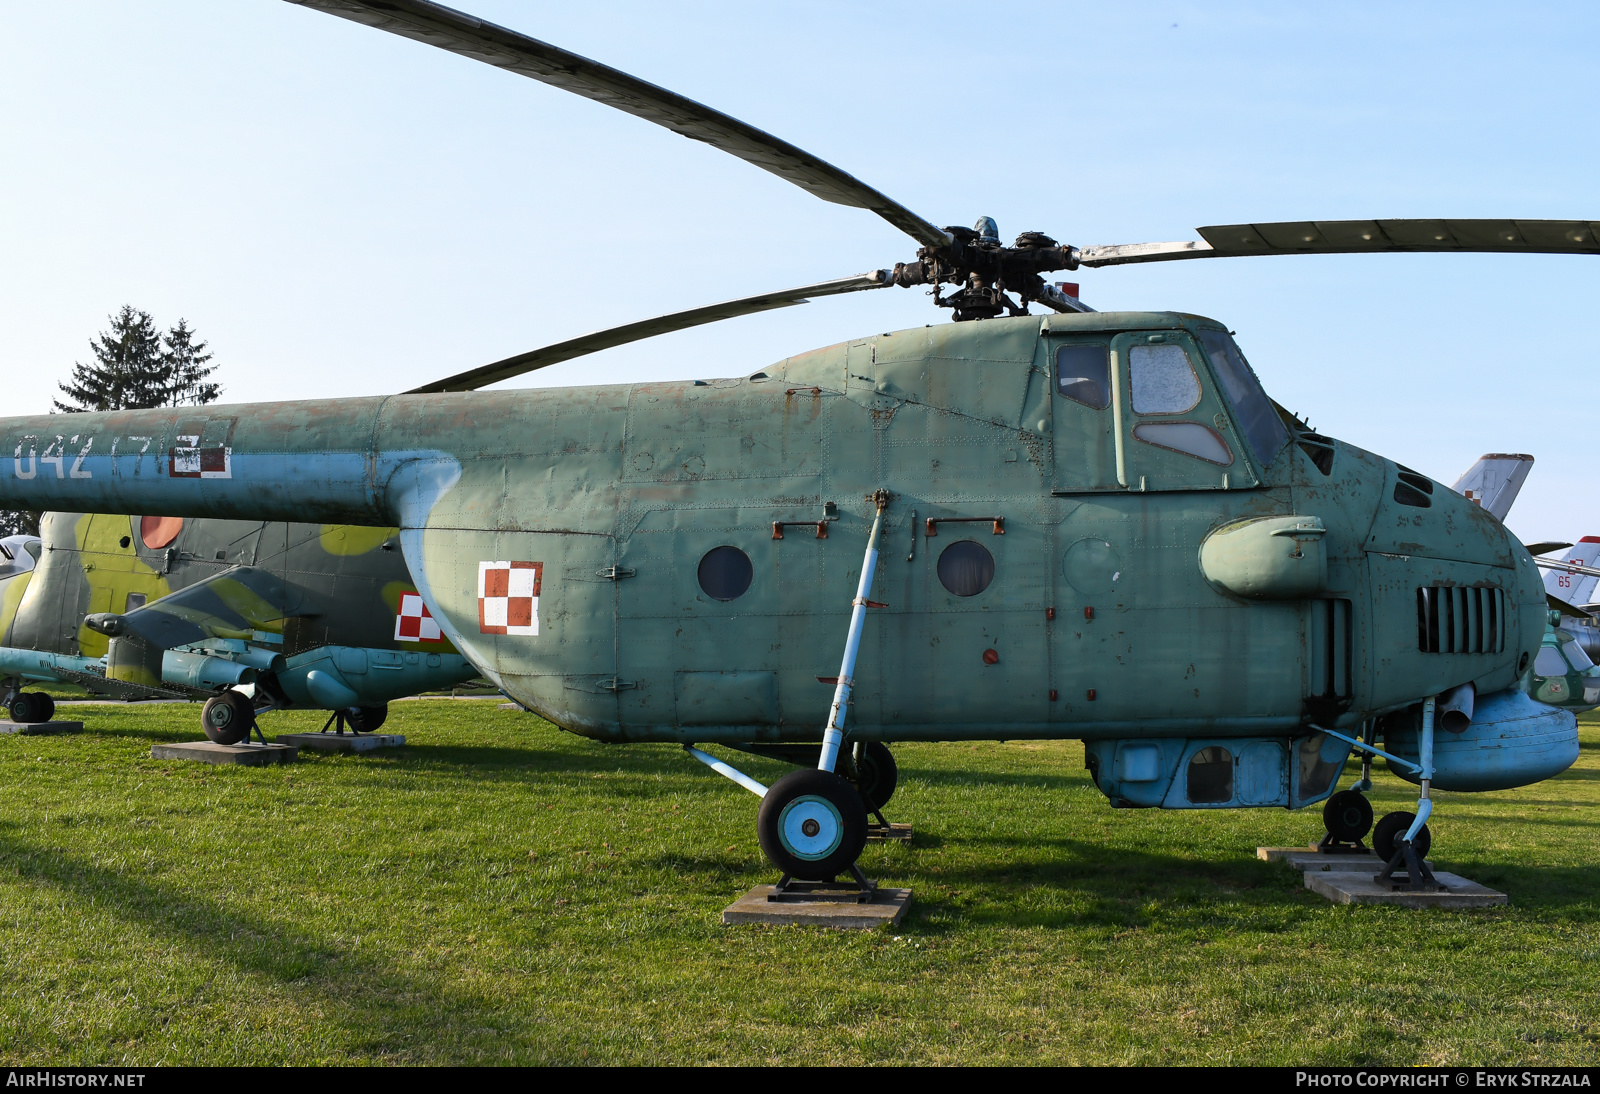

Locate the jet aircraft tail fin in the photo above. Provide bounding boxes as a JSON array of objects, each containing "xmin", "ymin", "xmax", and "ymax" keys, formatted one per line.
[
  {"xmin": 1545, "ymin": 538, "xmax": 1600, "ymax": 606},
  {"xmin": 1451, "ymin": 453, "xmax": 1534, "ymax": 521}
]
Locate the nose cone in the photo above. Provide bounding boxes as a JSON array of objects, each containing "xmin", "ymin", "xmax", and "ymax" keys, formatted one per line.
[{"xmin": 1362, "ymin": 458, "xmax": 1546, "ymax": 709}]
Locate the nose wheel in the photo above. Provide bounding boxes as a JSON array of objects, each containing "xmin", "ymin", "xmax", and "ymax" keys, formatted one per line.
[
  {"xmin": 201, "ymin": 691, "xmax": 258, "ymax": 745},
  {"xmin": 7, "ymin": 691, "xmax": 55, "ymax": 724},
  {"xmin": 1318, "ymin": 789, "xmax": 1373, "ymax": 853}
]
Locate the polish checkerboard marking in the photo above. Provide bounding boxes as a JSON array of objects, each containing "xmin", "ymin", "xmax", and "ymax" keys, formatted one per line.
[
  {"xmin": 478, "ymin": 561, "xmax": 542, "ymax": 636},
  {"xmin": 394, "ymin": 591, "xmax": 443, "ymax": 642}
]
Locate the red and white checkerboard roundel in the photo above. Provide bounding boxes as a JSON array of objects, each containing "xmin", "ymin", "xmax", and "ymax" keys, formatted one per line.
[
  {"xmin": 394, "ymin": 592, "xmax": 442, "ymax": 642},
  {"xmin": 478, "ymin": 560, "xmax": 542, "ymax": 636}
]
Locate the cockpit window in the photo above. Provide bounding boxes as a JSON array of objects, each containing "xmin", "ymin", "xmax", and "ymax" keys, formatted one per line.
[
  {"xmin": 1055, "ymin": 344, "xmax": 1110, "ymax": 409},
  {"xmin": 1198, "ymin": 330, "xmax": 1288, "ymax": 466},
  {"xmin": 1560, "ymin": 635, "xmax": 1595, "ymax": 671},
  {"xmin": 1129, "ymin": 344, "xmax": 1201, "ymax": 414},
  {"xmin": 1535, "ymin": 646, "xmax": 1569, "ymax": 677}
]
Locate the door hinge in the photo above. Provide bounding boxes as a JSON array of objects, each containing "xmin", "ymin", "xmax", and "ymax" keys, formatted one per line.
[
  {"xmin": 595, "ymin": 566, "xmax": 636, "ymax": 580},
  {"xmin": 598, "ymin": 677, "xmax": 637, "ymax": 692}
]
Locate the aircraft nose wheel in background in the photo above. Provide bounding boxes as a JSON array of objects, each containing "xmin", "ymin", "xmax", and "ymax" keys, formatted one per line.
[
  {"xmin": 1319, "ymin": 789, "xmax": 1373, "ymax": 852},
  {"xmin": 201, "ymin": 691, "xmax": 256, "ymax": 745},
  {"xmin": 7, "ymin": 692, "xmax": 55, "ymax": 724},
  {"xmin": 757, "ymin": 768, "xmax": 870, "ymax": 882}
]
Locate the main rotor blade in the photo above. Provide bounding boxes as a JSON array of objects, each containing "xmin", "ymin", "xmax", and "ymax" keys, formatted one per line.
[
  {"xmin": 1078, "ymin": 219, "xmax": 1600, "ymax": 267},
  {"xmin": 406, "ymin": 271, "xmax": 892, "ymax": 393},
  {"xmin": 286, "ymin": 0, "xmax": 952, "ymax": 250}
]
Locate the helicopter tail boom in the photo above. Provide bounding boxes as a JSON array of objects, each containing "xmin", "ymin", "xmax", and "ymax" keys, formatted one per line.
[{"xmin": 0, "ymin": 400, "xmax": 410, "ymax": 527}]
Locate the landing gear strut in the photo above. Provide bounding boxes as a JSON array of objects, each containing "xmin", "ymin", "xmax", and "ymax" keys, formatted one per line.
[{"xmin": 318, "ymin": 703, "xmax": 388, "ymax": 735}]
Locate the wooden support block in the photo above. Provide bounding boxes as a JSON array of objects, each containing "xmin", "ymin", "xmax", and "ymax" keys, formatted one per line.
[{"xmin": 722, "ymin": 886, "xmax": 913, "ymax": 928}]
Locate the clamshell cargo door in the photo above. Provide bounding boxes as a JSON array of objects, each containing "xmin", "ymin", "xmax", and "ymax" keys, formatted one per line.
[{"xmin": 420, "ymin": 529, "xmax": 619, "ymax": 734}]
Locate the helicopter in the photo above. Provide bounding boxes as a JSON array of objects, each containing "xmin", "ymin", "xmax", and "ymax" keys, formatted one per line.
[
  {"xmin": 0, "ymin": 512, "xmax": 478, "ymax": 737},
  {"xmin": 0, "ymin": 0, "xmax": 1589, "ymax": 892}
]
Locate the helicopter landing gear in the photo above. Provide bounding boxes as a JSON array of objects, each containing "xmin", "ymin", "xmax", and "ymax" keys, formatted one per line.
[
  {"xmin": 201, "ymin": 690, "xmax": 258, "ymax": 745},
  {"xmin": 1373, "ymin": 810, "xmax": 1439, "ymax": 890},
  {"xmin": 318, "ymin": 703, "xmax": 388, "ymax": 735},
  {"xmin": 1372, "ymin": 696, "xmax": 1444, "ymax": 892},
  {"xmin": 7, "ymin": 691, "xmax": 55, "ymax": 724},
  {"xmin": 1318, "ymin": 789, "xmax": 1373, "ymax": 853},
  {"xmin": 756, "ymin": 768, "xmax": 872, "ymax": 886}
]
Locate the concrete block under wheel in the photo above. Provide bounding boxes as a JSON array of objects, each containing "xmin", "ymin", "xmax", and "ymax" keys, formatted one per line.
[
  {"xmin": 1304, "ymin": 870, "xmax": 1507, "ymax": 908},
  {"xmin": 722, "ymin": 886, "xmax": 912, "ymax": 928},
  {"xmin": 0, "ymin": 720, "xmax": 82, "ymax": 736},
  {"xmin": 274, "ymin": 732, "xmax": 405, "ymax": 753},
  {"xmin": 150, "ymin": 741, "xmax": 298, "ymax": 766},
  {"xmin": 1259, "ymin": 847, "xmax": 1434, "ymax": 873}
]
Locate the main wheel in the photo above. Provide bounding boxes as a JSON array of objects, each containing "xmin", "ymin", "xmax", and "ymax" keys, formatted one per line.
[
  {"xmin": 8, "ymin": 692, "xmax": 52, "ymax": 723},
  {"xmin": 757, "ymin": 768, "xmax": 869, "ymax": 881},
  {"xmin": 1322, "ymin": 789, "xmax": 1373, "ymax": 843},
  {"xmin": 344, "ymin": 704, "xmax": 387, "ymax": 733},
  {"xmin": 201, "ymin": 691, "xmax": 255, "ymax": 745},
  {"xmin": 849, "ymin": 742, "xmax": 899, "ymax": 810},
  {"xmin": 1372, "ymin": 810, "xmax": 1432, "ymax": 862}
]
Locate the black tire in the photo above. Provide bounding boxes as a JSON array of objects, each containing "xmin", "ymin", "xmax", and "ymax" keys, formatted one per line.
[
  {"xmin": 757, "ymin": 768, "xmax": 869, "ymax": 881},
  {"xmin": 1372, "ymin": 810, "xmax": 1432, "ymax": 862},
  {"xmin": 1322, "ymin": 789, "xmax": 1373, "ymax": 843},
  {"xmin": 201, "ymin": 691, "xmax": 255, "ymax": 745},
  {"xmin": 849, "ymin": 742, "xmax": 899, "ymax": 810},
  {"xmin": 9, "ymin": 693, "xmax": 50, "ymax": 724},
  {"xmin": 344, "ymin": 704, "xmax": 387, "ymax": 733}
]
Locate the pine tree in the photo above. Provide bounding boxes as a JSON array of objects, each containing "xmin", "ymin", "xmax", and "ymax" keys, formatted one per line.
[
  {"xmin": 162, "ymin": 319, "xmax": 219, "ymax": 407},
  {"xmin": 0, "ymin": 510, "xmax": 39, "ymax": 539},
  {"xmin": 4, "ymin": 308, "xmax": 223, "ymax": 538},
  {"xmin": 53, "ymin": 306, "xmax": 221, "ymax": 413}
]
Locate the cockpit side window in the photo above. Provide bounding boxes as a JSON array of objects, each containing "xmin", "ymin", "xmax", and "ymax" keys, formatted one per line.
[
  {"xmin": 1560, "ymin": 634, "xmax": 1595, "ymax": 671},
  {"xmin": 1535, "ymin": 645, "xmax": 1569, "ymax": 677},
  {"xmin": 1198, "ymin": 330, "xmax": 1288, "ymax": 466},
  {"xmin": 1056, "ymin": 344, "xmax": 1110, "ymax": 409},
  {"xmin": 1129, "ymin": 344, "xmax": 1201, "ymax": 414}
]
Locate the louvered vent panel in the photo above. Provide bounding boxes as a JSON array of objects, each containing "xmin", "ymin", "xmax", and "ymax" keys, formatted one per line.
[
  {"xmin": 1309, "ymin": 598, "xmax": 1352, "ymax": 698},
  {"xmin": 1416, "ymin": 587, "xmax": 1504, "ymax": 653}
]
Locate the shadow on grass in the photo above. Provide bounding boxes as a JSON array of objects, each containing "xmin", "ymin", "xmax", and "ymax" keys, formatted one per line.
[{"xmin": 0, "ymin": 830, "xmax": 541, "ymax": 1063}]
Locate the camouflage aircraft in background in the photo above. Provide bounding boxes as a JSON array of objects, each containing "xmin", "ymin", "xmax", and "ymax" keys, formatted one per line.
[
  {"xmin": 1446, "ymin": 453, "xmax": 1600, "ymax": 713},
  {"xmin": 0, "ymin": 512, "xmax": 478, "ymax": 739}
]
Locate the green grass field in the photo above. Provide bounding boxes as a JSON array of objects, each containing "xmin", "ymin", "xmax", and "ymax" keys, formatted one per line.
[{"xmin": 1, "ymin": 700, "xmax": 1596, "ymax": 1065}]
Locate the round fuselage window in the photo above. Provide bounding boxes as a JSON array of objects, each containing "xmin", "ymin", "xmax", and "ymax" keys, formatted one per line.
[
  {"xmin": 698, "ymin": 545, "xmax": 753, "ymax": 601},
  {"xmin": 937, "ymin": 539, "xmax": 995, "ymax": 597}
]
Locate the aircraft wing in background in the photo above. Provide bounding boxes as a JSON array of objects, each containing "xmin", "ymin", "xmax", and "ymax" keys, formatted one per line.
[{"xmin": 85, "ymin": 566, "xmax": 317, "ymax": 649}]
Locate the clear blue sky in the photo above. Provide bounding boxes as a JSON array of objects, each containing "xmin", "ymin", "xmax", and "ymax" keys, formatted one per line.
[{"xmin": 1, "ymin": 1, "xmax": 1595, "ymax": 544}]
